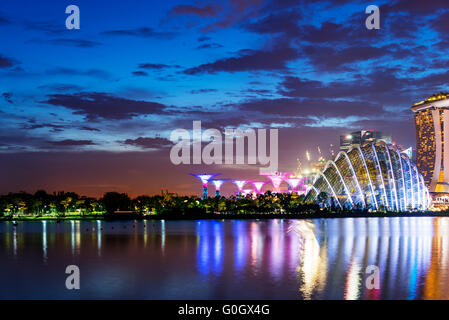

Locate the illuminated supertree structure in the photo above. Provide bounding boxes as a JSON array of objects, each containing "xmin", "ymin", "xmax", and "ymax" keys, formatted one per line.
[
  {"xmin": 261, "ymin": 172, "xmax": 293, "ymax": 193},
  {"xmin": 251, "ymin": 181, "xmax": 267, "ymax": 194},
  {"xmin": 296, "ymin": 178, "xmax": 308, "ymax": 195},
  {"xmin": 211, "ymin": 179, "xmax": 227, "ymax": 197},
  {"xmin": 286, "ymin": 176, "xmax": 302, "ymax": 194},
  {"xmin": 232, "ymin": 180, "xmax": 247, "ymax": 198},
  {"xmin": 190, "ymin": 173, "xmax": 220, "ymax": 200}
]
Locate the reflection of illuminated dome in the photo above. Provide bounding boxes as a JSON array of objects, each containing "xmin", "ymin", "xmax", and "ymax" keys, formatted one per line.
[{"xmin": 305, "ymin": 141, "xmax": 431, "ymax": 211}]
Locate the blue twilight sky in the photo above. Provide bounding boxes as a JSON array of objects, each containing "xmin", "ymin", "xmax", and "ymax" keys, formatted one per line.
[{"xmin": 1, "ymin": 0, "xmax": 449, "ymax": 196}]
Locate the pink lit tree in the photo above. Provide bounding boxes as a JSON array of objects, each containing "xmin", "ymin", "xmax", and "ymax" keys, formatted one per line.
[
  {"xmin": 251, "ymin": 181, "xmax": 267, "ymax": 194},
  {"xmin": 261, "ymin": 172, "xmax": 293, "ymax": 193},
  {"xmin": 286, "ymin": 176, "xmax": 304, "ymax": 194}
]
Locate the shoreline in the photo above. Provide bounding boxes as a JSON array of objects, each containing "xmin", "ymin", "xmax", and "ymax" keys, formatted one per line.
[{"xmin": 1, "ymin": 211, "xmax": 449, "ymax": 222}]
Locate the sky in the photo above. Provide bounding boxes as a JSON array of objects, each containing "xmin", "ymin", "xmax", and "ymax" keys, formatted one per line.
[{"xmin": 1, "ymin": 0, "xmax": 449, "ymax": 197}]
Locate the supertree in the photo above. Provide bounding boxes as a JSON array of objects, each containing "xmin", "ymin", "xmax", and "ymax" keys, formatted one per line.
[
  {"xmin": 261, "ymin": 172, "xmax": 293, "ymax": 193},
  {"xmin": 190, "ymin": 174, "xmax": 220, "ymax": 199},
  {"xmin": 242, "ymin": 189, "xmax": 254, "ymax": 197},
  {"xmin": 251, "ymin": 181, "xmax": 267, "ymax": 194},
  {"xmin": 232, "ymin": 180, "xmax": 247, "ymax": 198},
  {"xmin": 286, "ymin": 176, "xmax": 305, "ymax": 194},
  {"xmin": 211, "ymin": 179, "xmax": 228, "ymax": 197}
]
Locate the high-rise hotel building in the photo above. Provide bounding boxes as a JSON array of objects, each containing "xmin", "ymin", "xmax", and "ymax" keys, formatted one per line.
[{"xmin": 412, "ymin": 93, "xmax": 449, "ymax": 194}]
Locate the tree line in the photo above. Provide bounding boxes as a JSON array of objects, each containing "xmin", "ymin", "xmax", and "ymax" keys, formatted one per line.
[{"xmin": 0, "ymin": 190, "xmax": 323, "ymax": 218}]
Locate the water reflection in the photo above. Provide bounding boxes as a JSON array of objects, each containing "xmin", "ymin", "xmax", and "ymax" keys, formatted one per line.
[
  {"xmin": 42, "ymin": 221, "xmax": 47, "ymax": 263},
  {"xmin": 97, "ymin": 220, "xmax": 102, "ymax": 256},
  {"xmin": 1, "ymin": 217, "xmax": 449, "ymax": 299},
  {"xmin": 13, "ymin": 224, "xmax": 17, "ymax": 257}
]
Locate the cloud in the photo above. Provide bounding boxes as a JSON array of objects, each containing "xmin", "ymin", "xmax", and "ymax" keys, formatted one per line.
[
  {"xmin": 42, "ymin": 92, "xmax": 170, "ymax": 120},
  {"xmin": 198, "ymin": 36, "xmax": 212, "ymax": 42},
  {"xmin": 24, "ymin": 21, "xmax": 66, "ymax": 35},
  {"xmin": 0, "ymin": 132, "xmax": 49, "ymax": 151},
  {"xmin": 184, "ymin": 40, "xmax": 298, "ymax": 74},
  {"xmin": 45, "ymin": 68, "xmax": 111, "ymax": 79},
  {"xmin": 20, "ymin": 119, "xmax": 101, "ymax": 134},
  {"xmin": 44, "ymin": 38, "xmax": 102, "ymax": 48},
  {"xmin": 120, "ymin": 137, "xmax": 173, "ymax": 149},
  {"xmin": 239, "ymin": 98, "xmax": 386, "ymax": 118},
  {"xmin": 277, "ymin": 68, "xmax": 424, "ymax": 108},
  {"xmin": 0, "ymin": 12, "xmax": 10, "ymax": 25},
  {"xmin": 190, "ymin": 89, "xmax": 218, "ymax": 94},
  {"xmin": 299, "ymin": 22, "xmax": 353, "ymax": 44},
  {"xmin": 0, "ymin": 55, "xmax": 15, "ymax": 68},
  {"xmin": 279, "ymin": 71, "xmax": 407, "ymax": 99},
  {"xmin": 80, "ymin": 126, "xmax": 100, "ymax": 132},
  {"xmin": 244, "ymin": 10, "xmax": 301, "ymax": 37},
  {"xmin": 38, "ymin": 83, "xmax": 84, "ymax": 92},
  {"xmin": 138, "ymin": 63, "xmax": 178, "ymax": 69},
  {"xmin": 49, "ymin": 139, "xmax": 96, "ymax": 146},
  {"xmin": 196, "ymin": 43, "xmax": 223, "ymax": 49},
  {"xmin": 170, "ymin": 4, "xmax": 218, "ymax": 17},
  {"xmin": 198, "ymin": 0, "xmax": 267, "ymax": 32},
  {"xmin": 387, "ymin": 0, "xmax": 449, "ymax": 14},
  {"xmin": 432, "ymin": 11, "xmax": 449, "ymax": 39},
  {"xmin": 296, "ymin": 10, "xmax": 421, "ymax": 48},
  {"xmin": 101, "ymin": 27, "xmax": 175, "ymax": 39},
  {"xmin": 22, "ymin": 121, "xmax": 66, "ymax": 133},
  {"xmin": 132, "ymin": 71, "xmax": 148, "ymax": 77},
  {"xmin": 301, "ymin": 44, "xmax": 398, "ymax": 71},
  {"xmin": 245, "ymin": 88, "xmax": 274, "ymax": 97},
  {"xmin": 2, "ymin": 92, "xmax": 13, "ymax": 104}
]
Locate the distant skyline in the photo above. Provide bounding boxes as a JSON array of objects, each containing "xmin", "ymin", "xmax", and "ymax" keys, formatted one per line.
[{"xmin": 1, "ymin": 0, "xmax": 449, "ymax": 197}]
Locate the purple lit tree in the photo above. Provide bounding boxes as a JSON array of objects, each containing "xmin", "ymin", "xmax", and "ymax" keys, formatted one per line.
[
  {"xmin": 190, "ymin": 174, "xmax": 220, "ymax": 199},
  {"xmin": 211, "ymin": 179, "xmax": 227, "ymax": 197},
  {"xmin": 232, "ymin": 180, "xmax": 247, "ymax": 198}
]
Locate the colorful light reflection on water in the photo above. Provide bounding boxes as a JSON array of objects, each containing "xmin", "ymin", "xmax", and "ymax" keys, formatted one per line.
[{"xmin": 1, "ymin": 217, "xmax": 449, "ymax": 299}]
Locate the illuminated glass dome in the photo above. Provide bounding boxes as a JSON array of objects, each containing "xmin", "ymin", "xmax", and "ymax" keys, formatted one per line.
[{"xmin": 305, "ymin": 141, "xmax": 431, "ymax": 211}]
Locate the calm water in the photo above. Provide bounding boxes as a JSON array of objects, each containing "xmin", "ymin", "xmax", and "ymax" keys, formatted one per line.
[{"xmin": 0, "ymin": 217, "xmax": 448, "ymax": 299}]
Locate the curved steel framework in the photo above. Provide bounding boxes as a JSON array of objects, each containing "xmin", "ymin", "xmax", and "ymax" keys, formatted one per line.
[{"xmin": 304, "ymin": 142, "xmax": 431, "ymax": 211}]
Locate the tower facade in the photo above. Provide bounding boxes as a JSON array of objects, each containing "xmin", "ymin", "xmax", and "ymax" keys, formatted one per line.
[{"xmin": 412, "ymin": 94, "xmax": 449, "ymax": 193}]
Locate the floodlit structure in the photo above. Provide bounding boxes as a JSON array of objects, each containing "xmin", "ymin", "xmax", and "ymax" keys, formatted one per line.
[
  {"xmin": 211, "ymin": 179, "xmax": 227, "ymax": 197},
  {"xmin": 251, "ymin": 181, "xmax": 267, "ymax": 194},
  {"xmin": 304, "ymin": 142, "xmax": 431, "ymax": 211},
  {"xmin": 232, "ymin": 180, "xmax": 247, "ymax": 197},
  {"xmin": 286, "ymin": 176, "xmax": 306, "ymax": 194},
  {"xmin": 412, "ymin": 93, "xmax": 449, "ymax": 194},
  {"xmin": 286, "ymin": 177, "xmax": 301, "ymax": 189},
  {"xmin": 190, "ymin": 173, "xmax": 220, "ymax": 199},
  {"xmin": 261, "ymin": 172, "xmax": 293, "ymax": 193}
]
